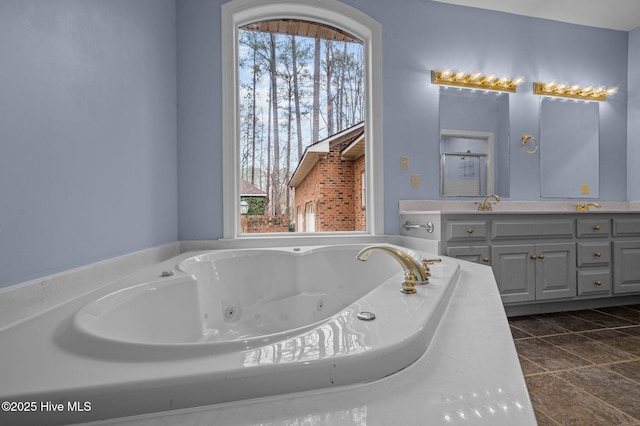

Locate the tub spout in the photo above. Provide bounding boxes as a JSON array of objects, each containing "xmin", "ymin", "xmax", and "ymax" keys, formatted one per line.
[{"xmin": 356, "ymin": 246, "xmax": 438, "ymax": 294}]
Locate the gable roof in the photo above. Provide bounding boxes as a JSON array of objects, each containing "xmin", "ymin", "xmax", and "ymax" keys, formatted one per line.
[
  {"xmin": 241, "ymin": 179, "xmax": 267, "ymax": 197},
  {"xmin": 288, "ymin": 122, "xmax": 364, "ymax": 188}
]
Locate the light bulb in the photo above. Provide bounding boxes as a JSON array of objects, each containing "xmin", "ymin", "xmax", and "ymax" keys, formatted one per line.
[
  {"xmin": 606, "ymin": 87, "xmax": 618, "ymax": 95},
  {"xmin": 469, "ymin": 71, "xmax": 482, "ymax": 82},
  {"xmin": 455, "ymin": 70, "xmax": 467, "ymax": 81},
  {"xmin": 581, "ymin": 85, "xmax": 594, "ymax": 94}
]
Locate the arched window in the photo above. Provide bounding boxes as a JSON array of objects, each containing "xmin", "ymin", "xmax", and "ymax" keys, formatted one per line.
[{"xmin": 222, "ymin": 0, "xmax": 382, "ymax": 238}]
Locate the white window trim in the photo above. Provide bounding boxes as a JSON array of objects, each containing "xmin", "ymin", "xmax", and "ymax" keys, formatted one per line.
[{"xmin": 221, "ymin": 0, "xmax": 383, "ymax": 239}]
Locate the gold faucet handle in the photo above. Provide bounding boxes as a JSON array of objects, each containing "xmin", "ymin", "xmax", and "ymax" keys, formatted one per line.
[
  {"xmin": 421, "ymin": 258, "xmax": 442, "ymax": 277},
  {"xmin": 401, "ymin": 270, "xmax": 418, "ymax": 294},
  {"xmin": 573, "ymin": 204, "xmax": 585, "ymax": 211}
]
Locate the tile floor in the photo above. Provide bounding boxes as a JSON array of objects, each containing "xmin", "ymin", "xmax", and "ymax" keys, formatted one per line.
[{"xmin": 509, "ymin": 305, "xmax": 640, "ymax": 425}]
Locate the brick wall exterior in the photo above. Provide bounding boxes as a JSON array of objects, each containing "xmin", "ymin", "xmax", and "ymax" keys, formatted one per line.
[
  {"xmin": 353, "ymin": 155, "xmax": 366, "ymax": 231},
  {"xmin": 241, "ymin": 215, "xmax": 290, "ymax": 233},
  {"xmin": 294, "ymin": 141, "xmax": 365, "ymax": 232}
]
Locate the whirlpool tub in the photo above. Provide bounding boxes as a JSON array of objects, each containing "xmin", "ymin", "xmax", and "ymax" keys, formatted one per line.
[{"xmin": 1, "ymin": 244, "xmax": 463, "ymax": 425}]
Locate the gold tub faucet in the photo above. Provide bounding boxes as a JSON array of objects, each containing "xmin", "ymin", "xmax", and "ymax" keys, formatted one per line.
[
  {"xmin": 476, "ymin": 194, "xmax": 500, "ymax": 211},
  {"xmin": 356, "ymin": 246, "xmax": 440, "ymax": 294},
  {"xmin": 574, "ymin": 203, "xmax": 601, "ymax": 211}
]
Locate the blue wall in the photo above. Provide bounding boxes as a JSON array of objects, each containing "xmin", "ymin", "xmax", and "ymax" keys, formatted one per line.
[
  {"xmin": 0, "ymin": 0, "xmax": 633, "ymax": 288},
  {"xmin": 177, "ymin": 0, "xmax": 629, "ymax": 238},
  {"xmin": 629, "ymin": 26, "xmax": 640, "ymax": 200},
  {"xmin": 0, "ymin": 0, "xmax": 178, "ymax": 288}
]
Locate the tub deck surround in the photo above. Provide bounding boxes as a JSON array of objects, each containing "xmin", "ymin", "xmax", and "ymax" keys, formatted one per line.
[
  {"xmin": 0, "ymin": 242, "xmax": 182, "ymax": 330},
  {"xmin": 71, "ymin": 258, "xmax": 534, "ymax": 426},
  {"xmin": 0, "ymin": 244, "xmax": 509, "ymax": 426}
]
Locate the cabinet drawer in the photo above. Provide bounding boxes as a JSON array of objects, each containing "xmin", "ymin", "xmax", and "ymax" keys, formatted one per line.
[
  {"xmin": 492, "ymin": 219, "xmax": 574, "ymax": 240},
  {"xmin": 577, "ymin": 269, "xmax": 611, "ymax": 296},
  {"xmin": 613, "ymin": 218, "xmax": 640, "ymax": 236},
  {"xmin": 446, "ymin": 220, "xmax": 488, "ymax": 242},
  {"xmin": 577, "ymin": 219, "xmax": 610, "ymax": 238},
  {"xmin": 577, "ymin": 242, "xmax": 611, "ymax": 267},
  {"xmin": 446, "ymin": 246, "xmax": 491, "ymax": 265}
]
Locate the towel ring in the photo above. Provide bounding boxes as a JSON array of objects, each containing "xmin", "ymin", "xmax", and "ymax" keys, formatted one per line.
[{"xmin": 521, "ymin": 134, "xmax": 538, "ymax": 154}]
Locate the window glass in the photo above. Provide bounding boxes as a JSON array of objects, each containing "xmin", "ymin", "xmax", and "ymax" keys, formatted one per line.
[{"xmin": 238, "ymin": 19, "xmax": 365, "ymax": 234}]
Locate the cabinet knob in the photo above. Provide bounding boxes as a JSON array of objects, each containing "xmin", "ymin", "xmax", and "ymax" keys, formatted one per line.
[
  {"xmin": 594, "ymin": 252, "xmax": 602, "ymax": 258},
  {"xmin": 593, "ymin": 225, "xmax": 601, "ymax": 231},
  {"xmin": 595, "ymin": 280, "xmax": 603, "ymax": 286},
  {"xmin": 467, "ymin": 228, "xmax": 474, "ymax": 234},
  {"xmin": 482, "ymin": 257, "xmax": 490, "ymax": 263},
  {"xmin": 538, "ymin": 254, "xmax": 545, "ymax": 260},
  {"xmin": 530, "ymin": 254, "xmax": 538, "ymax": 260}
]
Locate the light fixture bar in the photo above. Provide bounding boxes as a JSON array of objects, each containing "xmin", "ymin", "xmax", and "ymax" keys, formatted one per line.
[
  {"xmin": 533, "ymin": 81, "xmax": 618, "ymax": 102},
  {"xmin": 431, "ymin": 69, "xmax": 524, "ymax": 93}
]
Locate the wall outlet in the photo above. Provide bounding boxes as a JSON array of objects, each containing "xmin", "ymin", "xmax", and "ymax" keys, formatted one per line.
[
  {"xmin": 401, "ymin": 156, "xmax": 409, "ymax": 170},
  {"xmin": 411, "ymin": 174, "xmax": 420, "ymax": 188},
  {"xmin": 581, "ymin": 184, "xmax": 590, "ymax": 194}
]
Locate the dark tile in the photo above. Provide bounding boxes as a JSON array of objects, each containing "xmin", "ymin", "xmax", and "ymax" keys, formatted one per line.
[
  {"xmin": 607, "ymin": 360, "xmax": 640, "ymax": 383},
  {"xmin": 508, "ymin": 316, "xmax": 569, "ymax": 337},
  {"xmin": 539, "ymin": 311, "xmax": 603, "ymax": 332},
  {"xmin": 619, "ymin": 325, "xmax": 640, "ymax": 338},
  {"xmin": 582, "ymin": 329, "xmax": 640, "ymax": 357},
  {"xmin": 510, "ymin": 325, "xmax": 533, "ymax": 339},
  {"xmin": 525, "ymin": 374, "xmax": 636, "ymax": 425},
  {"xmin": 515, "ymin": 338, "xmax": 592, "ymax": 371},
  {"xmin": 595, "ymin": 306, "xmax": 640, "ymax": 324},
  {"xmin": 518, "ymin": 354, "xmax": 547, "ymax": 376},
  {"xmin": 623, "ymin": 304, "xmax": 640, "ymax": 312},
  {"xmin": 570, "ymin": 310, "xmax": 636, "ymax": 328},
  {"xmin": 542, "ymin": 333, "xmax": 637, "ymax": 364},
  {"xmin": 532, "ymin": 407, "xmax": 558, "ymax": 426},
  {"xmin": 558, "ymin": 367, "xmax": 640, "ymax": 420}
]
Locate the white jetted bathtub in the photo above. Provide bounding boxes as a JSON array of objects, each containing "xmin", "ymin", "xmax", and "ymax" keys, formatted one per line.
[{"xmin": 1, "ymin": 244, "xmax": 463, "ymax": 425}]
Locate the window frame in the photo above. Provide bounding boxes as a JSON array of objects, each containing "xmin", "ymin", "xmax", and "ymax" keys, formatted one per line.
[{"xmin": 221, "ymin": 0, "xmax": 383, "ymax": 239}]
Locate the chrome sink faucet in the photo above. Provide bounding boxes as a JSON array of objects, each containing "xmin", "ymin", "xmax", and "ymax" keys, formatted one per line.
[
  {"xmin": 356, "ymin": 245, "xmax": 440, "ymax": 294},
  {"xmin": 476, "ymin": 194, "xmax": 500, "ymax": 211}
]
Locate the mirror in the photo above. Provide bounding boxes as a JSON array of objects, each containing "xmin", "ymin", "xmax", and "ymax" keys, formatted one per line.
[
  {"xmin": 438, "ymin": 88, "xmax": 510, "ymax": 197},
  {"xmin": 539, "ymin": 99, "xmax": 599, "ymax": 198}
]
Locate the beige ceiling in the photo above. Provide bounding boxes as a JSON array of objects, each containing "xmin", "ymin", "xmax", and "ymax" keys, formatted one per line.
[{"xmin": 433, "ymin": 0, "xmax": 640, "ymax": 31}]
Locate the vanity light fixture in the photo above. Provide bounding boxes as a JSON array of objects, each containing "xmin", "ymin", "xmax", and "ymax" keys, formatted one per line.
[
  {"xmin": 533, "ymin": 81, "xmax": 618, "ymax": 102},
  {"xmin": 431, "ymin": 69, "xmax": 525, "ymax": 93}
]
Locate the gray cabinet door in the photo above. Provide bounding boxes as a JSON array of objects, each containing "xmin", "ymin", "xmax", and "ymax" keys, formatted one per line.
[
  {"xmin": 535, "ymin": 243, "xmax": 576, "ymax": 300},
  {"xmin": 446, "ymin": 246, "xmax": 490, "ymax": 265},
  {"xmin": 613, "ymin": 240, "xmax": 640, "ymax": 294},
  {"xmin": 491, "ymin": 245, "xmax": 535, "ymax": 304}
]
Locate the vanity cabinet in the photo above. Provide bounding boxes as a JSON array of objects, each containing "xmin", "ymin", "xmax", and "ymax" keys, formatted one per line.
[
  {"xmin": 444, "ymin": 219, "xmax": 491, "ymax": 265},
  {"xmin": 491, "ymin": 243, "xmax": 575, "ymax": 303},
  {"xmin": 612, "ymin": 218, "xmax": 640, "ymax": 294},
  {"xmin": 576, "ymin": 218, "xmax": 612, "ymax": 297},
  {"xmin": 405, "ymin": 212, "xmax": 640, "ymax": 308}
]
